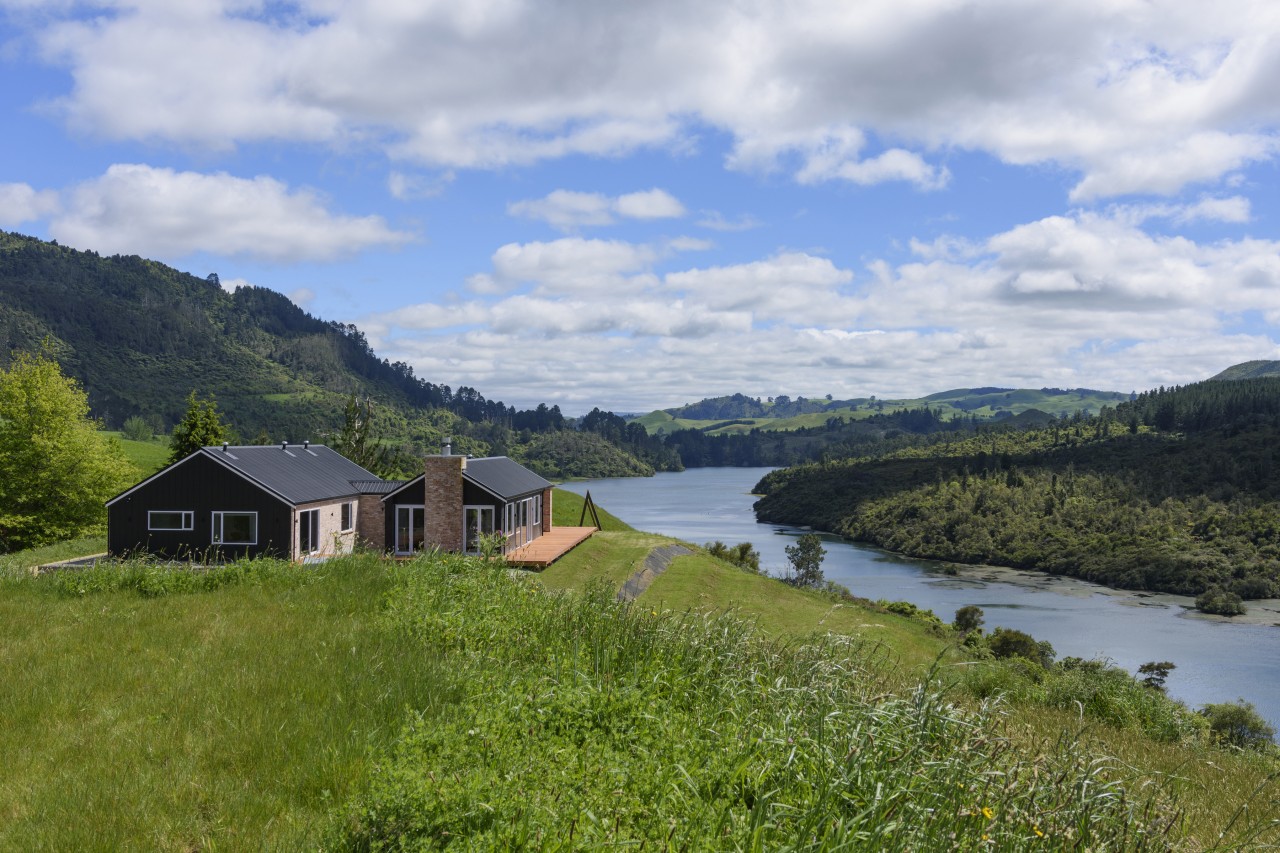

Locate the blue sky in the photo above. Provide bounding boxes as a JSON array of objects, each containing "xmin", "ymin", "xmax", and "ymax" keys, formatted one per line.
[{"xmin": 2, "ymin": 1, "xmax": 1279, "ymax": 413}]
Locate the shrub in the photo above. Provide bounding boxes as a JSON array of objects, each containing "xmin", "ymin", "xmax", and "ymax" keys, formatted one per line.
[
  {"xmin": 987, "ymin": 627, "xmax": 1055, "ymax": 668},
  {"xmin": 1196, "ymin": 586, "xmax": 1246, "ymax": 616},
  {"xmin": 953, "ymin": 604, "xmax": 984, "ymax": 634},
  {"xmin": 1137, "ymin": 661, "xmax": 1176, "ymax": 692},
  {"xmin": 120, "ymin": 415, "xmax": 152, "ymax": 441},
  {"xmin": 1201, "ymin": 700, "xmax": 1276, "ymax": 750},
  {"xmin": 704, "ymin": 540, "xmax": 761, "ymax": 573}
]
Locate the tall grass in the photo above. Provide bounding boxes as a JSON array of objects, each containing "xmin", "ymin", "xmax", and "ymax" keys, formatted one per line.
[
  {"xmin": 340, "ymin": 559, "xmax": 1201, "ymax": 849},
  {"xmin": 0, "ymin": 553, "xmax": 450, "ymax": 850}
]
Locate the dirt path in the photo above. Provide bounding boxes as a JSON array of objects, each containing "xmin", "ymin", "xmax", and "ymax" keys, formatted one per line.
[{"xmin": 617, "ymin": 543, "xmax": 693, "ymax": 601}]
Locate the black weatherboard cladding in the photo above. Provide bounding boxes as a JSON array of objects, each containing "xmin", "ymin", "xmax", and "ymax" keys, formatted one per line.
[{"xmin": 107, "ymin": 452, "xmax": 292, "ymax": 559}]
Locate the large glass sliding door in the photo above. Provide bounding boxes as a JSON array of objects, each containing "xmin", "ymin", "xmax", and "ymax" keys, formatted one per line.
[
  {"xmin": 464, "ymin": 506, "xmax": 495, "ymax": 554},
  {"xmin": 395, "ymin": 505, "xmax": 425, "ymax": 555},
  {"xmin": 501, "ymin": 495, "xmax": 542, "ymax": 551}
]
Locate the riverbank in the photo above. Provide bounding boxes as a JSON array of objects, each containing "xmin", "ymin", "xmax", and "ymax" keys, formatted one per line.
[
  {"xmin": 920, "ymin": 558, "xmax": 1280, "ymax": 628},
  {"xmin": 560, "ymin": 467, "xmax": 1280, "ymax": 725}
]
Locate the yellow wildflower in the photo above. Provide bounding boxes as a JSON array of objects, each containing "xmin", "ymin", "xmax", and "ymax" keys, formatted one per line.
[{"xmin": 982, "ymin": 806, "xmax": 994, "ymax": 820}]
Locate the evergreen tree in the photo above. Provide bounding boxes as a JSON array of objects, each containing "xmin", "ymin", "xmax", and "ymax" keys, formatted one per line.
[
  {"xmin": 168, "ymin": 391, "xmax": 229, "ymax": 464},
  {"xmin": 785, "ymin": 533, "xmax": 826, "ymax": 587},
  {"xmin": 331, "ymin": 395, "xmax": 392, "ymax": 475},
  {"xmin": 0, "ymin": 350, "xmax": 136, "ymax": 551}
]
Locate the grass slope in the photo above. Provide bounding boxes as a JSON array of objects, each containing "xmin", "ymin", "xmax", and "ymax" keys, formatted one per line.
[
  {"xmin": 106, "ymin": 431, "xmax": 170, "ymax": 476},
  {"xmin": 2, "ymin": 503, "xmax": 1278, "ymax": 848},
  {"xmin": 0, "ymin": 556, "xmax": 446, "ymax": 850}
]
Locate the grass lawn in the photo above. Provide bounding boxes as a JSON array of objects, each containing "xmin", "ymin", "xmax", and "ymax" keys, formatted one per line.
[
  {"xmin": 0, "ymin": 556, "xmax": 448, "ymax": 850},
  {"xmin": 0, "ymin": 536, "xmax": 107, "ymax": 574},
  {"xmin": 550, "ymin": 486, "xmax": 633, "ymax": 531},
  {"xmin": 643, "ymin": 551, "xmax": 956, "ymax": 672},
  {"xmin": 105, "ymin": 431, "xmax": 171, "ymax": 476}
]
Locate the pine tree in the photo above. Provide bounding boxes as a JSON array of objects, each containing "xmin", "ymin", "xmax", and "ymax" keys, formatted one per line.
[{"xmin": 168, "ymin": 391, "xmax": 229, "ymax": 464}]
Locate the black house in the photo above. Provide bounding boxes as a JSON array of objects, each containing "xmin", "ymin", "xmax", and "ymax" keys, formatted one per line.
[
  {"xmin": 106, "ymin": 443, "xmax": 383, "ymax": 561},
  {"xmin": 381, "ymin": 455, "xmax": 553, "ymax": 556}
]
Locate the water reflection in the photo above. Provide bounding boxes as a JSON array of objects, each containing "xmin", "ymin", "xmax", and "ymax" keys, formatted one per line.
[{"xmin": 561, "ymin": 467, "xmax": 1280, "ymax": 725}]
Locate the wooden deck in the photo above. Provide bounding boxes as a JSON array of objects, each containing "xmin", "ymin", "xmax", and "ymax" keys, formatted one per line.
[{"xmin": 506, "ymin": 526, "xmax": 596, "ymax": 569}]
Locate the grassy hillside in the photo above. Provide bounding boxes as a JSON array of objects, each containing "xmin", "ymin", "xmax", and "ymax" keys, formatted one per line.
[
  {"xmin": 2, "ymin": 506, "xmax": 1277, "ymax": 847},
  {"xmin": 639, "ymin": 387, "xmax": 1131, "ymax": 436},
  {"xmin": 107, "ymin": 431, "xmax": 170, "ymax": 476},
  {"xmin": 1211, "ymin": 359, "xmax": 1280, "ymax": 381},
  {"xmin": 0, "ymin": 555, "xmax": 444, "ymax": 849}
]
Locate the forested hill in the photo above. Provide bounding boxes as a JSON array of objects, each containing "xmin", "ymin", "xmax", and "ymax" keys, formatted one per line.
[
  {"xmin": 754, "ymin": 376, "xmax": 1280, "ymax": 601},
  {"xmin": 0, "ymin": 231, "xmax": 511, "ymax": 439},
  {"xmin": 1211, "ymin": 360, "xmax": 1280, "ymax": 381}
]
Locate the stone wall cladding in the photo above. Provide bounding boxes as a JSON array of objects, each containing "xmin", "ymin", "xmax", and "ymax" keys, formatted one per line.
[
  {"xmin": 424, "ymin": 455, "xmax": 465, "ymax": 551},
  {"xmin": 356, "ymin": 494, "xmax": 384, "ymax": 551}
]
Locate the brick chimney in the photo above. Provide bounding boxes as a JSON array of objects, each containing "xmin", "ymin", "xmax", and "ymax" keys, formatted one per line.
[{"xmin": 423, "ymin": 443, "xmax": 465, "ymax": 551}]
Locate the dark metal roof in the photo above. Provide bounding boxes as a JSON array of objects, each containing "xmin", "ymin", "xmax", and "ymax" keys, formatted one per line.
[
  {"xmin": 200, "ymin": 444, "xmax": 381, "ymax": 506},
  {"xmin": 351, "ymin": 479, "xmax": 405, "ymax": 495},
  {"xmin": 463, "ymin": 456, "xmax": 551, "ymax": 500}
]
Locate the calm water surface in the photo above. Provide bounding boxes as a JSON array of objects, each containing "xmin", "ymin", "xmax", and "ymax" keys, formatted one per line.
[{"xmin": 561, "ymin": 467, "xmax": 1280, "ymax": 725}]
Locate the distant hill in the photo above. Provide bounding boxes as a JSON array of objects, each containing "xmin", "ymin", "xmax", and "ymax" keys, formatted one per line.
[
  {"xmin": 1211, "ymin": 360, "xmax": 1280, "ymax": 381},
  {"xmin": 637, "ymin": 387, "xmax": 1129, "ymax": 436},
  {"xmin": 0, "ymin": 231, "xmax": 507, "ymax": 441}
]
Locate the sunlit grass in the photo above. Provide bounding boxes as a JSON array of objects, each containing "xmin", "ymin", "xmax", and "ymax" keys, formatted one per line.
[
  {"xmin": 104, "ymin": 430, "xmax": 170, "ymax": 476},
  {"xmin": 0, "ymin": 535, "xmax": 106, "ymax": 577},
  {"xmin": 550, "ymin": 486, "xmax": 634, "ymax": 531},
  {"xmin": 0, "ymin": 554, "xmax": 450, "ymax": 850}
]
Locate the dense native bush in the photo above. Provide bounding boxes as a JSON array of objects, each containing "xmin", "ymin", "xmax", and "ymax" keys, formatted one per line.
[
  {"xmin": 754, "ymin": 382, "xmax": 1280, "ymax": 599},
  {"xmin": 338, "ymin": 556, "xmax": 1187, "ymax": 849},
  {"xmin": 1196, "ymin": 585, "xmax": 1247, "ymax": 616}
]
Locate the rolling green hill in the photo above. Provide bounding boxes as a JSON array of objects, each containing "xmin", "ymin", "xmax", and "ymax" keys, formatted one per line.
[
  {"xmin": 1211, "ymin": 360, "xmax": 1280, "ymax": 381},
  {"xmin": 638, "ymin": 387, "xmax": 1130, "ymax": 436}
]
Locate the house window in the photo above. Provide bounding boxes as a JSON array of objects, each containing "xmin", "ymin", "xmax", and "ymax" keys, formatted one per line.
[
  {"xmin": 341, "ymin": 501, "xmax": 355, "ymax": 532},
  {"xmin": 464, "ymin": 505, "xmax": 495, "ymax": 554},
  {"xmin": 299, "ymin": 508, "xmax": 320, "ymax": 554},
  {"xmin": 212, "ymin": 511, "xmax": 257, "ymax": 545},
  {"xmin": 149, "ymin": 511, "xmax": 193, "ymax": 531},
  {"xmin": 395, "ymin": 505, "xmax": 425, "ymax": 555}
]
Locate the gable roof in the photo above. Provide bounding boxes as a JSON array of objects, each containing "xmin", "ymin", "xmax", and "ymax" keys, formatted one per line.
[
  {"xmin": 107, "ymin": 444, "xmax": 382, "ymax": 508},
  {"xmin": 464, "ymin": 456, "xmax": 551, "ymax": 500},
  {"xmin": 380, "ymin": 474, "xmax": 423, "ymax": 503}
]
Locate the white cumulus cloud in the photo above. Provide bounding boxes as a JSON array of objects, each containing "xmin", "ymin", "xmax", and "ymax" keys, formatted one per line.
[
  {"xmin": 51, "ymin": 164, "xmax": 414, "ymax": 262},
  {"xmin": 17, "ymin": 0, "xmax": 1280, "ymax": 197},
  {"xmin": 508, "ymin": 188, "xmax": 685, "ymax": 230},
  {"xmin": 0, "ymin": 182, "xmax": 60, "ymax": 226}
]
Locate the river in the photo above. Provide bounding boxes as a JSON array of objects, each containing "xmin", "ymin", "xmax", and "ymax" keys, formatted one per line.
[{"xmin": 560, "ymin": 466, "xmax": 1280, "ymax": 726}]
